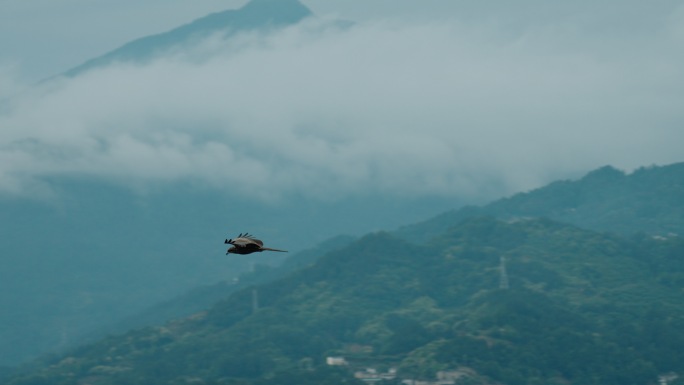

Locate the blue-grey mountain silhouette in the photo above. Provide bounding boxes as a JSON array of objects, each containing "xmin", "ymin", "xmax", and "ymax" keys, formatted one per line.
[
  {"xmin": 65, "ymin": 0, "xmax": 313, "ymax": 76},
  {"xmin": 0, "ymin": 0, "xmax": 312, "ymax": 367}
]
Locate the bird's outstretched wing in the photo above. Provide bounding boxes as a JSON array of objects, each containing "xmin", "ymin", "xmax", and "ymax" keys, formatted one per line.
[{"xmin": 225, "ymin": 233, "xmax": 263, "ymax": 247}]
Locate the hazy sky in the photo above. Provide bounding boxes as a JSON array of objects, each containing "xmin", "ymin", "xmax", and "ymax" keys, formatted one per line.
[{"xmin": 1, "ymin": 0, "xmax": 684, "ymax": 202}]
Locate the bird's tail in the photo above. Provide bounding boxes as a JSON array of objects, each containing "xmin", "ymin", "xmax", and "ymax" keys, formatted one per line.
[{"xmin": 261, "ymin": 247, "xmax": 288, "ymax": 252}]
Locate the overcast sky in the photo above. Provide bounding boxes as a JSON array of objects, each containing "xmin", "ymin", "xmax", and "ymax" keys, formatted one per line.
[{"xmin": 1, "ymin": 0, "xmax": 684, "ymax": 202}]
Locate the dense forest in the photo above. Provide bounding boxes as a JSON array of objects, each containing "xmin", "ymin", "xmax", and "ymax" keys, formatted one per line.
[{"xmin": 5, "ymin": 162, "xmax": 684, "ymax": 385}]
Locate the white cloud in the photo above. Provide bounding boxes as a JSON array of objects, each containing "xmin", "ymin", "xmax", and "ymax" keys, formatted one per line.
[{"xmin": 1, "ymin": 16, "xmax": 683, "ymax": 202}]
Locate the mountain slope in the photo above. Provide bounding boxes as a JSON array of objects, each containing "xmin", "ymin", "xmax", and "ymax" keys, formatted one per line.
[
  {"xmin": 396, "ymin": 162, "xmax": 684, "ymax": 241},
  {"xmin": 0, "ymin": 0, "xmax": 317, "ymax": 367},
  {"xmin": 0, "ymin": 175, "xmax": 458, "ymax": 367},
  {"xmin": 99, "ymin": 234, "xmax": 356, "ymax": 336},
  {"xmin": 3, "ymin": 161, "xmax": 680, "ymax": 370},
  {"xmin": 8, "ymin": 217, "xmax": 684, "ymax": 385},
  {"xmin": 64, "ymin": 0, "xmax": 312, "ymax": 76}
]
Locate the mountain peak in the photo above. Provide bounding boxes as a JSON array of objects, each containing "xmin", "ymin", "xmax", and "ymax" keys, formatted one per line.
[
  {"xmin": 581, "ymin": 165, "xmax": 625, "ymax": 182},
  {"xmin": 64, "ymin": 0, "xmax": 313, "ymax": 77},
  {"xmin": 230, "ymin": 0, "xmax": 313, "ymax": 26},
  {"xmin": 241, "ymin": 0, "xmax": 311, "ymax": 13}
]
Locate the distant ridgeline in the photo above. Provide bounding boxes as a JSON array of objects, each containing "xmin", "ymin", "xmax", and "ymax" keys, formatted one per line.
[
  {"xmin": 6, "ymin": 163, "xmax": 684, "ymax": 385},
  {"xmin": 63, "ymin": 0, "xmax": 314, "ymax": 77},
  {"xmin": 396, "ymin": 162, "xmax": 684, "ymax": 240}
]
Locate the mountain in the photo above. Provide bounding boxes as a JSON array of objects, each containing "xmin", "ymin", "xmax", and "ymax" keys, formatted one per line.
[
  {"xmin": 0, "ymin": 174, "xmax": 458, "ymax": 367},
  {"xmin": 396, "ymin": 162, "xmax": 684, "ymax": 241},
  {"xmin": 0, "ymin": 0, "xmax": 327, "ymax": 367},
  {"xmin": 64, "ymin": 0, "xmax": 313, "ymax": 77},
  {"xmin": 60, "ymin": 162, "xmax": 684, "ymax": 360},
  {"xmin": 7, "ymin": 217, "xmax": 684, "ymax": 385},
  {"xmin": 2, "ymin": 160, "xmax": 681, "ymax": 370}
]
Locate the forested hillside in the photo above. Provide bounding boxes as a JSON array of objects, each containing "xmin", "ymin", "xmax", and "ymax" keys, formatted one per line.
[
  {"xmin": 84, "ymin": 162, "xmax": 684, "ymax": 342},
  {"xmin": 396, "ymin": 162, "xmax": 684, "ymax": 240},
  {"xmin": 8, "ymin": 217, "xmax": 684, "ymax": 385}
]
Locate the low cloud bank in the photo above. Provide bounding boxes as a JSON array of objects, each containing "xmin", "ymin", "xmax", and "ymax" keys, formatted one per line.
[{"xmin": 2, "ymin": 16, "xmax": 683, "ymax": 201}]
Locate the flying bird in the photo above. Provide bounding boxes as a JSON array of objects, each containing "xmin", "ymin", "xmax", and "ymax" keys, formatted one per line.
[{"xmin": 224, "ymin": 233, "xmax": 288, "ymax": 255}]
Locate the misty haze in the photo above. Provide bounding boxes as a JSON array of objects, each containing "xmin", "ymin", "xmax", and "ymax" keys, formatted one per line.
[{"xmin": 1, "ymin": 1, "xmax": 684, "ymax": 384}]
